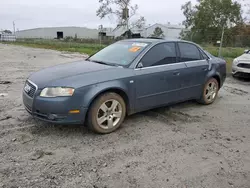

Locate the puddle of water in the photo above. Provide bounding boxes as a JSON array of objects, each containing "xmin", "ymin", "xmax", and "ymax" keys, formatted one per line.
[{"xmin": 0, "ymin": 93, "xmax": 8, "ymax": 97}]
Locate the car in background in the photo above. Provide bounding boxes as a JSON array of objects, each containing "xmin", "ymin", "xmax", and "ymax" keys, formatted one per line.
[
  {"xmin": 23, "ymin": 38, "xmax": 227, "ymax": 134},
  {"xmin": 232, "ymin": 49, "xmax": 250, "ymax": 77}
]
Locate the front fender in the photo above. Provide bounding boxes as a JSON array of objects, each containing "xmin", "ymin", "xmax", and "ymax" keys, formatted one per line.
[{"xmin": 77, "ymin": 79, "xmax": 134, "ymax": 110}]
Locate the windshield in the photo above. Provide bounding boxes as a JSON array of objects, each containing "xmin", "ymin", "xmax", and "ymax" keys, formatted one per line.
[{"xmin": 88, "ymin": 41, "xmax": 150, "ymax": 66}]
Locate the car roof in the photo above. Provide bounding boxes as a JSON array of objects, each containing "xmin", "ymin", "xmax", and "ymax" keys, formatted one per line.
[
  {"xmin": 122, "ymin": 38, "xmax": 164, "ymax": 43},
  {"xmin": 121, "ymin": 38, "xmax": 196, "ymax": 45}
]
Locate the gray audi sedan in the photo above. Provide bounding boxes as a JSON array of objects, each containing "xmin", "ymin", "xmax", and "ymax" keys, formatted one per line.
[{"xmin": 23, "ymin": 38, "xmax": 226, "ymax": 134}]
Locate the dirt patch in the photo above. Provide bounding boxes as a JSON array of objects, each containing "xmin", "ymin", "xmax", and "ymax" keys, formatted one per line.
[
  {"xmin": 0, "ymin": 43, "xmax": 250, "ymax": 188},
  {"xmin": 0, "ymin": 81, "xmax": 12, "ymax": 85},
  {"xmin": 30, "ymin": 150, "xmax": 54, "ymax": 160},
  {"xmin": 223, "ymin": 86, "xmax": 249, "ymax": 96},
  {"xmin": 0, "ymin": 115, "xmax": 12, "ymax": 121},
  {"xmin": 60, "ymin": 53, "xmax": 89, "ymax": 59}
]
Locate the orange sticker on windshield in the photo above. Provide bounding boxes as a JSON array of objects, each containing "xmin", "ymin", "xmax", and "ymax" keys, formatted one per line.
[{"xmin": 129, "ymin": 46, "xmax": 141, "ymax": 52}]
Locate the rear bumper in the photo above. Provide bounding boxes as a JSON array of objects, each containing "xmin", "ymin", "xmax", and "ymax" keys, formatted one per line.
[{"xmin": 23, "ymin": 91, "xmax": 88, "ymax": 125}]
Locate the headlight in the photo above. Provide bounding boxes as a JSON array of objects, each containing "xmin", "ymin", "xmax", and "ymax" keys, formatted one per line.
[
  {"xmin": 233, "ymin": 59, "xmax": 239, "ymax": 65},
  {"xmin": 40, "ymin": 87, "xmax": 75, "ymax": 97}
]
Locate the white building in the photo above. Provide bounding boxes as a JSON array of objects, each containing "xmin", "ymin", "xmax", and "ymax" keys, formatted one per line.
[
  {"xmin": 111, "ymin": 23, "xmax": 186, "ymax": 39},
  {"xmin": 98, "ymin": 27, "xmax": 115, "ymax": 39},
  {"xmin": 142, "ymin": 23, "xmax": 186, "ymax": 39},
  {"xmin": 16, "ymin": 27, "xmax": 99, "ymax": 39},
  {"xmin": 15, "ymin": 24, "xmax": 186, "ymax": 40},
  {"xmin": 0, "ymin": 31, "xmax": 16, "ymax": 41}
]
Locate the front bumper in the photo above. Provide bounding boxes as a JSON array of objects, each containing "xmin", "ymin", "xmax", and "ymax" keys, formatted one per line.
[
  {"xmin": 23, "ymin": 90, "xmax": 88, "ymax": 124},
  {"xmin": 232, "ymin": 64, "xmax": 250, "ymax": 75}
]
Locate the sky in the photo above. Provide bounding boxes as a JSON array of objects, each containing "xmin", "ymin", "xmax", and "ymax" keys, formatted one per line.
[{"xmin": 1, "ymin": 0, "xmax": 197, "ymax": 31}]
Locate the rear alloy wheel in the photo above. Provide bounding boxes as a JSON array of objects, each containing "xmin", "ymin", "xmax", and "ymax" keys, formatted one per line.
[
  {"xmin": 199, "ymin": 78, "xmax": 219, "ymax": 105},
  {"xmin": 87, "ymin": 92, "xmax": 126, "ymax": 134}
]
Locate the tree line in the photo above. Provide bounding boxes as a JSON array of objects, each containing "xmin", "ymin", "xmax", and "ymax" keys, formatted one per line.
[
  {"xmin": 96, "ymin": 0, "xmax": 250, "ymax": 46},
  {"xmin": 180, "ymin": 0, "xmax": 250, "ymax": 47}
]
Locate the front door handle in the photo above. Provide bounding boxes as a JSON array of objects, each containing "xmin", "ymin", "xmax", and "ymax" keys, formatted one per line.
[
  {"xmin": 202, "ymin": 68, "xmax": 208, "ymax": 71},
  {"xmin": 173, "ymin": 71, "xmax": 180, "ymax": 76}
]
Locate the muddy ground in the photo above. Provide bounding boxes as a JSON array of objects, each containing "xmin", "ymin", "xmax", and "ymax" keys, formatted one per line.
[{"xmin": 0, "ymin": 43, "xmax": 250, "ymax": 188}]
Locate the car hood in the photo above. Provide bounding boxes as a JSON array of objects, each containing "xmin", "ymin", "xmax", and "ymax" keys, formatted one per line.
[
  {"xmin": 237, "ymin": 54, "xmax": 250, "ymax": 63},
  {"xmin": 28, "ymin": 60, "xmax": 118, "ymax": 88}
]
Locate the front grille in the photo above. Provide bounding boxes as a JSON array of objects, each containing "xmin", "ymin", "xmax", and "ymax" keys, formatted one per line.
[
  {"xmin": 24, "ymin": 80, "xmax": 37, "ymax": 98},
  {"xmin": 234, "ymin": 72, "xmax": 250, "ymax": 78},
  {"xmin": 25, "ymin": 104, "xmax": 32, "ymax": 112},
  {"xmin": 237, "ymin": 63, "xmax": 250, "ymax": 69}
]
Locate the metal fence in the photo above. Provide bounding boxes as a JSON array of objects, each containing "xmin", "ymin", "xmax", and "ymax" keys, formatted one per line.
[
  {"xmin": 3, "ymin": 31, "xmax": 249, "ymax": 61},
  {"xmin": 0, "ymin": 34, "xmax": 16, "ymax": 42},
  {"xmin": 186, "ymin": 30, "xmax": 250, "ymax": 48},
  {"xmin": 14, "ymin": 34, "xmax": 250, "ymax": 48}
]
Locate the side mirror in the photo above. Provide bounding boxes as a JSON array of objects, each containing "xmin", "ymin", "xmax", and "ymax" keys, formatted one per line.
[{"xmin": 137, "ymin": 62, "xmax": 143, "ymax": 69}]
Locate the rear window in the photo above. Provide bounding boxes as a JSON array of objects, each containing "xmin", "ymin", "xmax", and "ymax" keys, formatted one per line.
[{"xmin": 89, "ymin": 41, "xmax": 150, "ymax": 66}]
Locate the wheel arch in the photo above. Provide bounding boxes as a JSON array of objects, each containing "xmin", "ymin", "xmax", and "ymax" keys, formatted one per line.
[
  {"xmin": 206, "ymin": 69, "xmax": 222, "ymax": 89},
  {"xmin": 212, "ymin": 74, "xmax": 221, "ymax": 88},
  {"xmin": 86, "ymin": 87, "xmax": 131, "ymax": 115}
]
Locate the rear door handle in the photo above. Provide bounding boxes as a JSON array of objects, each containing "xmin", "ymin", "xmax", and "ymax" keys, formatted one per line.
[{"xmin": 173, "ymin": 71, "xmax": 180, "ymax": 76}]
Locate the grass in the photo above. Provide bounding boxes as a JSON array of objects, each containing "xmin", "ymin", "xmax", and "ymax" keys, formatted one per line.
[
  {"xmin": 203, "ymin": 45, "xmax": 245, "ymax": 73},
  {"xmin": 224, "ymin": 58, "xmax": 234, "ymax": 73},
  {"xmin": 7, "ymin": 39, "xmax": 105, "ymax": 55},
  {"xmin": 203, "ymin": 46, "xmax": 245, "ymax": 59},
  {"xmin": 2, "ymin": 39, "xmax": 244, "ymax": 73}
]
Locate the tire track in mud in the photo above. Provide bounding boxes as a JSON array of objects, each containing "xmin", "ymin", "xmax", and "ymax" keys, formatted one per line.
[
  {"xmin": 141, "ymin": 107, "xmax": 204, "ymax": 134},
  {"xmin": 0, "ymin": 134, "xmax": 197, "ymax": 188},
  {"xmin": 223, "ymin": 86, "xmax": 249, "ymax": 96}
]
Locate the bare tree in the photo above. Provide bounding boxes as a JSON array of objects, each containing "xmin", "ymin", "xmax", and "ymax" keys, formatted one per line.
[
  {"xmin": 130, "ymin": 16, "xmax": 146, "ymax": 29},
  {"xmin": 151, "ymin": 27, "xmax": 164, "ymax": 38},
  {"xmin": 96, "ymin": 0, "xmax": 146, "ymax": 29},
  {"xmin": 3, "ymin": 30, "xmax": 12, "ymax": 34}
]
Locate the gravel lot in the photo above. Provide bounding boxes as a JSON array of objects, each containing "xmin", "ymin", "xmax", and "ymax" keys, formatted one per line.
[{"xmin": 0, "ymin": 43, "xmax": 250, "ymax": 188}]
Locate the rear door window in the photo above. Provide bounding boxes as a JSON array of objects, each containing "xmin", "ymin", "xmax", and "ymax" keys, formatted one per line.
[{"xmin": 178, "ymin": 42, "xmax": 202, "ymax": 62}]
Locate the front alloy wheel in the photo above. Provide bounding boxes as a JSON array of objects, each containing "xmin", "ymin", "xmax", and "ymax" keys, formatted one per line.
[
  {"xmin": 97, "ymin": 99, "xmax": 123, "ymax": 130},
  {"xmin": 87, "ymin": 92, "xmax": 126, "ymax": 134}
]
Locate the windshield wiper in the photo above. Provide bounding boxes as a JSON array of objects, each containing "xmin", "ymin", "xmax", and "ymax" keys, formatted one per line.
[
  {"xmin": 88, "ymin": 59, "xmax": 108, "ymax": 65},
  {"xmin": 88, "ymin": 60, "xmax": 120, "ymax": 67}
]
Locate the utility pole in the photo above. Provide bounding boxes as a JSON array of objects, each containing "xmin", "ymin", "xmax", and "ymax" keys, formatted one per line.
[
  {"xmin": 126, "ymin": 7, "xmax": 129, "ymax": 36},
  {"xmin": 191, "ymin": 31, "xmax": 195, "ymax": 41},
  {"xmin": 98, "ymin": 25, "xmax": 103, "ymax": 46},
  {"xmin": 13, "ymin": 21, "xmax": 16, "ymax": 35},
  {"xmin": 219, "ymin": 24, "xmax": 225, "ymax": 57},
  {"xmin": 122, "ymin": 4, "xmax": 129, "ymax": 39},
  {"xmin": 124, "ymin": 5, "xmax": 129, "ymax": 38}
]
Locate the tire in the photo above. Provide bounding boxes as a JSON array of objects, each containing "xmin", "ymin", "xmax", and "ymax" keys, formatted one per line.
[
  {"xmin": 198, "ymin": 78, "xmax": 219, "ymax": 105},
  {"xmin": 87, "ymin": 92, "xmax": 126, "ymax": 134}
]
